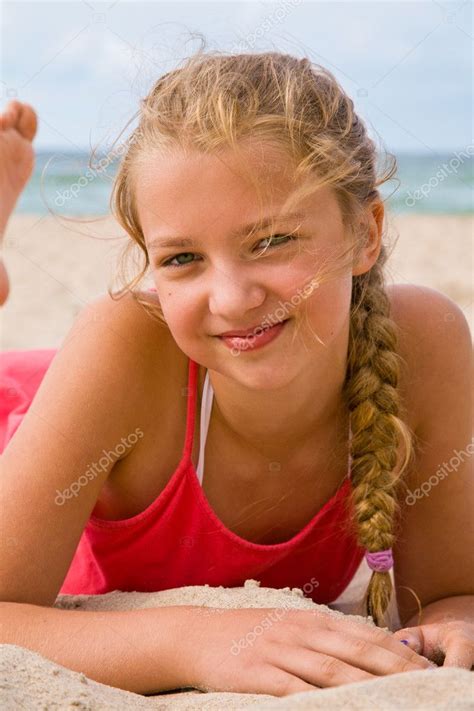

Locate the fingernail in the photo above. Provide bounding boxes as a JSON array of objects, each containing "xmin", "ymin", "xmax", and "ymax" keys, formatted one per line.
[{"xmin": 400, "ymin": 639, "xmax": 410, "ymax": 645}]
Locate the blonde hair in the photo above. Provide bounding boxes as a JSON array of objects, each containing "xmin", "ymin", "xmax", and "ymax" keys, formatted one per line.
[{"xmin": 108, "ymin": 47, "xmax": 418, "ymax": 627}]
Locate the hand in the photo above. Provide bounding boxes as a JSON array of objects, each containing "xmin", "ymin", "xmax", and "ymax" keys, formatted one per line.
[
  {"xmin": 393, "ymin": 620, "xmax": 474, "ymax": 669},
  {"xmin": 182, "ymin": 607, "xmax": 436, "ymax": 696}
]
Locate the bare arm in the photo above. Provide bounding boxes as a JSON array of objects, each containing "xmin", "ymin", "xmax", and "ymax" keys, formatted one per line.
[
  {"xmin": 0, "ymin": 291, "xmax": 198, "ymax": 694},
  {"xmin": 0, "ymin": 291, "xmax": 167, "ymax": 606},
  {"xmin": 0, "ymin": 602, "xmax": 195, "ymax": 694},
  {"xmin": 391, "ymin": 287, "xmax": 473, "ymax": 626}
]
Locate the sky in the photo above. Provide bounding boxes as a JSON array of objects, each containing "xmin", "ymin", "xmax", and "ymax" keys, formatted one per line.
[{"xmin": 1, "ymin": 0, "xmax": 472, "ymax": 155}]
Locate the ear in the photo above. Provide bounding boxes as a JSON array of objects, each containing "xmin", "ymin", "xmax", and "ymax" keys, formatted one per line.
[{"xmin": 352, "ymin": 199, "xmax": 385, "ymax": 277}]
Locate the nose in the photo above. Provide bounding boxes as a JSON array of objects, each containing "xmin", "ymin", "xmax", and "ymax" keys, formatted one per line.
[{"xmin": 207, "ymin": 263, "xmax": 266, "ymax": 321}]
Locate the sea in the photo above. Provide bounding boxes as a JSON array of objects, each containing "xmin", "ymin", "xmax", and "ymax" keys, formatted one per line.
[{"xmin": 16, "ymin": 149, "xmax": 473, "ymax": 217}]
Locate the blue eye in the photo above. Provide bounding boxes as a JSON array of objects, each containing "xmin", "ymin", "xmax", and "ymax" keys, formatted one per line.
[
  {"xmin": 161, "ymin": 234, "xmax": 295, "ymax": 269},
  {"xmin": 254, "ymin": 234, "xmax": 294, "ymax": 253},
  {"xmin": 162, "ymin": 252, "xmax": 196, "ymax": 268}
]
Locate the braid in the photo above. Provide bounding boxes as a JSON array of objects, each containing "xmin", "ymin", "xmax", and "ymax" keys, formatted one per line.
[{"xmin": 341, "ymin": 245, "xmax": 415, "ymax": 626}]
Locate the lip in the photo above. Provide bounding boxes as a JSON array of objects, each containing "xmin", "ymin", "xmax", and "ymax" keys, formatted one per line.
[
  {"xmin": 218, "ymin": 325, "xmax": 267, "ymax": 338},
  {"xmin": 218, "ymin": 318, "xmax": 290, "ymax": 352},
  {"xmin": 217, "ymin": 319, "xmax": 287, "ymax": 338}
]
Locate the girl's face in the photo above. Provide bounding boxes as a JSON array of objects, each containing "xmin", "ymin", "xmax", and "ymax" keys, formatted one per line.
[{"xmin": 135, "ymin": 143, "xmax": 362, "ymax": 390}]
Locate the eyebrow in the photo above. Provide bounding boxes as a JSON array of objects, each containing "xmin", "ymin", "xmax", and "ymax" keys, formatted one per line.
[{"xmin": 147, "ymin": 212, "xmax": 305, "ymax": 252}]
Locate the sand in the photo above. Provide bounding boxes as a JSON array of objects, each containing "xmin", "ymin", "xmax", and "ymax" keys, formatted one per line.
[
  {"xmin": 1, "ymin": 213, "xmax": 473, "ymax": 349},
  {"xmin": 2, "ymin": 578, "xmax": 473, "ymax": 710},
  {"xmin": 1, "ymin": 213, "xmax": 473, "ymax": 707}
]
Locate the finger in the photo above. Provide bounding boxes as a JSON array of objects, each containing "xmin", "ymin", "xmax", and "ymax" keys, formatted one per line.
[
  {"xmin": 443, "ymin": 639, "xmax": 474, "ymax": 669},
  {"xmin": 395, "ymin": 623, "xmax": 458, "ymax": 665},
  {"xmin": 320, "ymin": 614, "xmax": 433, "ymax": 668},
  {"xmin": 393, "ymin": 628, "xmax": 424, "ymax": 655},
  {"xmin": 275, "ymin": 644, "xmax": 375, "ymax": 688},
  {"xmin": 262, "ymin": 664, "xmax": 321, "ymax": 696},
  {"xmin": 305, "ymin": 628, "xmax": 432, "ymax": 676}
]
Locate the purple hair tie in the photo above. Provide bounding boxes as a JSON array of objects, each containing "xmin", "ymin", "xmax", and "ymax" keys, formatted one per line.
[{"xmin": 365, "ymin": 548, "xmax": 393, "ymax": 573}]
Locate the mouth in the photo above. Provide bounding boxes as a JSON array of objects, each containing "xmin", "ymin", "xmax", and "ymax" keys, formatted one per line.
[
  {"xmin": 216, "ymin": 318, "xmax": 290, "ymax": 339},
  {"xmin": 216, "ymin": 318, "xmax": 291, "ymax": 352}
]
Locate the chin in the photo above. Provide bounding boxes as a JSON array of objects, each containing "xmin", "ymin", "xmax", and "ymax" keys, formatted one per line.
[{"xmin": 223, "ymin": 355, "xmax": 301, "ymax": 392}]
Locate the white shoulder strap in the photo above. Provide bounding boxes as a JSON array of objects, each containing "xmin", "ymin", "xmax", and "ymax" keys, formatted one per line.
[{"xmin": 195, "ymin": 370, "xmax": 214, "ymax": 485}]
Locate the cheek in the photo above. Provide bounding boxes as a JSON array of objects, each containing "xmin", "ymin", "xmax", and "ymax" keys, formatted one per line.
[
  {"xmin": 274, "ymin": 256, "xmax": 322, "ymax": 301},
  {"xmin": 299, "ymin": 274, "xmax": 352, "ymax": 337},
  {"xmin": 156, "ymin": 288, "xmax": 201, "ymax": 342}
]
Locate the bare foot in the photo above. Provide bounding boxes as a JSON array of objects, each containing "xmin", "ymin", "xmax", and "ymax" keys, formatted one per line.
[{"xmin": 0, "ymin": 100, "xmax": 38, "ymax": 305}]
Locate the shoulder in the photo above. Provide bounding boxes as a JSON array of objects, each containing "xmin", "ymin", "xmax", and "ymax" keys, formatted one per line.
[
  {"xmin": 81, "ymin": 288, "xmax": 181, "ymax": 371},
  {"xmin": 385, "ymin": 286, "xmax": 473, "ymax": 618},
  {"xmin": 80, "ymin": 288, "xmax": 191, "ymax": 405},
  {"xmin": 56, "ymin": 289, "xmax": 187, "ymax": 433},
  {"xmin": 385, "ymin": 283, "xmax": 472, "ymax": 433},
  {"xmin": 386, "ymin": 282, "xmax": 471, "ymax": 343},
  {"xmin": 83, "ymin": 288, "xmax": 166, "ymax": 342}
]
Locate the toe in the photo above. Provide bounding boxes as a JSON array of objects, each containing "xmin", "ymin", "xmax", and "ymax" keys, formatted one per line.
[
  {"xmin": 2, "ymin": 100, "xmax": 22, "ymax": 127},
  {"xmin": 0, "ymin": 260, "xmax": 10, "ymax": 306},
  {"xmin": 0, "ymin": 109, "xmax": 15, "ymax": 131},
  {"xmin": 0, "ymin": 101, "xmax": 38, "ymax": 141},
  {"xmin": 17, "ymin": 103, "xmax": 38, "ymax": 142}
]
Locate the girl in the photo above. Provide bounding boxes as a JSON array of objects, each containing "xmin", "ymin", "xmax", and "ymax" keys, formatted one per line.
[{"xmin": 0, "ymin": 51, "xmax": 472, "ymax": 697}]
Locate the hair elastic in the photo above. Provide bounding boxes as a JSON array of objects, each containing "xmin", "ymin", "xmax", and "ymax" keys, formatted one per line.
[{"xmin": 365, "ymin": 548, "xmax": 393, "ymax": 573}]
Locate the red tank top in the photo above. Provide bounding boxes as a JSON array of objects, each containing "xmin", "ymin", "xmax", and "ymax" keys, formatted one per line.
[{"xmin": 1, "ymin": 348, "xmax": 365, "ymax": 603}]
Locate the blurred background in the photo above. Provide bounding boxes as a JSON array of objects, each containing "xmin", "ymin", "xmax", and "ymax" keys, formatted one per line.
[{"xmin": 1, "ymin": 0, "xmax": 472, "ymax": 348}]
